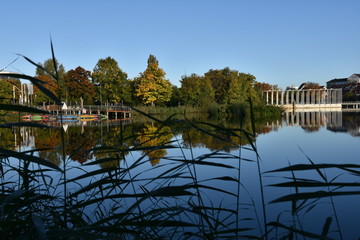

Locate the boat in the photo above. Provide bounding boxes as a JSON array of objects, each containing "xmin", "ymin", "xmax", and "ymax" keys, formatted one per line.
[
  {"xmin": 22, "ymin": 115, "xmax": 32, "ymax": 121},
  {"xmin": 56, "ymin": 115, "xmax": 79, "ymax": 122},
  {"xmin": 41, "ymin": 115, "xmax": 57, "ymax": 121},
  {"xmin": 99, "ymin": 114, "xmax": 108, "ymax": 119},
  {"xmin": 31, "ymin": 115, "xmax": 42, "ymax": 121},
  {"xmin": 80, "ymin": 114, "xmax": 102, "ymax": 121}
]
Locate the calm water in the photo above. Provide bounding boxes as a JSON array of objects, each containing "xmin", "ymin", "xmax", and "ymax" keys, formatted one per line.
[{"xmin": 2, "ymin": 111, "xmax": 360, "ymax": 239}]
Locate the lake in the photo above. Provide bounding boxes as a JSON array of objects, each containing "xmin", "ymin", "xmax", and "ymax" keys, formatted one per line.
[{"xmin": 1, "ymin": 111, "xmax": 359, "ymax": 239}]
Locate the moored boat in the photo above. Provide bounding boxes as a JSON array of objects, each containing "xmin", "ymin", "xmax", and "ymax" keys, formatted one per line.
[
  {"xmin": 57, "ymin": 115, "xmax": 79, "ymax": 122},
  {"xmin": 22, "ymin": 115, "xmax": 32, "ymax": 121},
  {"xmin": 99, "ymin": 114, "xmax": 108, "ymax": 119},
  {"xmin": 31, "ymin": 115, "xmax": 42, "ymax": 121},
  {"xmin": 41, "ymin": 115, "xmax": 57, "ymax": 121},
  {"xmin": 80, "ymin": 114, "xmax": 101, "ymax": 121}
]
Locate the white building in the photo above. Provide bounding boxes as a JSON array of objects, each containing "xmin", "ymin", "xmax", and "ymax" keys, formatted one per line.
[{"xmin": 347, "ymin": 74, "xmax": 360, "ymax": 83}]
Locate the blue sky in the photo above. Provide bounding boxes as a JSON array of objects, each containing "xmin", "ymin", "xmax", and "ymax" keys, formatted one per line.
[{"xmin": 1, "ymin": 0, "xmax": 360, "ymax": 89}]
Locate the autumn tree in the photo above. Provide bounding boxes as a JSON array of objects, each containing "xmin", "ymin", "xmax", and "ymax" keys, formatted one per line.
[
  {"xmin": 180, "ymin": 74, "xmax": 214, "ymax": 107},
  {"xmin": 36, "ymin": 58, "xmax": 66, "ymax": 100},
  {"xmin": 33, "ymin": 75, "xmax": 59, "ymax": 105},
  {"xmin": 64, "ymin": 66, "xmax": 95, "ymax": 105},
  {"xmin": 92, "ymin": 57, "xmax": 131, "ymax": 105},
  {"xmin": 254, "ymin": 82, "xmax": 273, "ymax": 91},
  {"xmin": 135, "ymin": 55, "xmax": 172, "ymax": 106},
  {"xmin": 300, "ymin": 82, "xmax": 322, "ymax": 89},
  {"xmin": 136, "ymin": 123, "xmax": 172, "ymax": 166}
]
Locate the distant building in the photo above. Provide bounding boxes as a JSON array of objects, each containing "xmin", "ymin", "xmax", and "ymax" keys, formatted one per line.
[
  {"xmin": 326, "ymin": 74, "xmax": 360, "ymax": 100},
  {"xmin": 326, "ymin": 78, "xmax": 348, "ymax": 88},
  {"xmin": 285, "ymin": 86, "xmax": 298, "ymax": 90},
  {"xmin": 347, "ymin": 74, "xmax": 360, "ymax": 83},
  {"xmin": 326, "ymin": 74, "xmax": 360, "ymax": 88}
]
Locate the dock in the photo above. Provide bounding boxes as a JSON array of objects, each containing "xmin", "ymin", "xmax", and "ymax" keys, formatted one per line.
[{"xmin": 44, "ymin": 105, "xmax": 132, "ymax": 119}]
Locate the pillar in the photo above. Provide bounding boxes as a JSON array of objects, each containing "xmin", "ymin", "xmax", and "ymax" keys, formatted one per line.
[
  {"xmin": 295, "ymin": 91, "xmax": 298, "ymax": 104},
  {"xmin": 300, "ymin": 90, "xmax": 304, "ymax": 104},
  {"xmin": 306, "ymin": 90, "xmax": 310, "ymax": 104},
  {"xmin": 296, "ymin": 112, "xmax": 299, "ymax": 125}
]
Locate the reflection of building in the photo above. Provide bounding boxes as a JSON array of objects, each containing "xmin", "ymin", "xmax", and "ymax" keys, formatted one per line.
[
  {"xmin": 283, "ymin": 111, "xmax": 342, "ymax": 128},
  {"xmin": 265, "ymin": 111, "xmax": 360, "ymax": 137},
  {"xmin": 13, "ymin": 127, "xmax": 36, "ymax": 151},
  {"xmin": 266, "ymin": 112, "xmax": 343, "ymax": 131}
]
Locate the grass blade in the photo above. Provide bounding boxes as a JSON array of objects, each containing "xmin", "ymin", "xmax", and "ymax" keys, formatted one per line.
[{"xmin": 0, "ymin": 147, "xmax": 62, "ymax": 171}]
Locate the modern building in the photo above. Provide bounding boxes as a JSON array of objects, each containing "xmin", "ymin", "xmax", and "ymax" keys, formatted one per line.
[{"xmin": 327, "ymin": 74, "xmax": 360, "ymax": 88}]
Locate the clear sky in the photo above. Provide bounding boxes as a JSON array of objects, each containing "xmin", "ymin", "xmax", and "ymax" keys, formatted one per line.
[{"xmin": 1, "ymin": 0, "xmax": 360, "ymax": 89}]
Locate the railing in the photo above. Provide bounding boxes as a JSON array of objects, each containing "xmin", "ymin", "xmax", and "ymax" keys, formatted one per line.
[
  {"xmin": 84, "ymin": 105, "xmax": 131, "ymax": 112},
  {"xmin": 342, "ymin": 101, "xmax": 360, "ymax": 110}
]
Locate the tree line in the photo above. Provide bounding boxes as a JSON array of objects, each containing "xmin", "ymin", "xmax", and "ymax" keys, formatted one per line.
[{"xmin": 2, "ymin": 54, "xmax": 276, "ymax": 109}]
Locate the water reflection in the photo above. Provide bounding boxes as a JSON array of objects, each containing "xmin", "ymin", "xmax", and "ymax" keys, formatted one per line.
[
  {"xmin": 3, "ymin": 111, "xmax": 360, "ymax": 165},
  {"xmin": 2, "ymin": 113, "xmax": 360, "ymax": 239},
  {"xmin": 267, "ymin": 111, "xmax": 360, "ymax": 135},
  {"xmin": 136, "ymin": 123, "xmax": 172, "ymax": 166}
]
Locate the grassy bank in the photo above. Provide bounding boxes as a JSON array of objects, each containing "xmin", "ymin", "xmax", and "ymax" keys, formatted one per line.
[{"xmin": 133, "ymin": 103, "xmax": 283, "ymax": 121}]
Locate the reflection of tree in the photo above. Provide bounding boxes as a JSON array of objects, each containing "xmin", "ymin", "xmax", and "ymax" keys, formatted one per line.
[
  {"xmin": 0, "ymin": 128, "xmax": 16, "ymax": 151},
  {"xmin": 65, "ymin": 126, "xmax": 99, "ymax": 164},
  {"xmin": 35, "ymin": 129, "xmax": 62, "ymax": 166},
  {"xmin": 342, "ymin": 112, "xmax": 360, "ymax": 137},
  {"xmin": 93, "ymin": 125, "xmax": 133, "ymax": 168},
  {"xmin": 301, "ymin": 126, "xmax": 320, "ymax": 133},
  {"xmin": 181, "ymin": 119, "xmax": 259, "ymax": 152},
  {"xmin": 136, "ymin": 123, "xmax": 172, "ymax": 166}
]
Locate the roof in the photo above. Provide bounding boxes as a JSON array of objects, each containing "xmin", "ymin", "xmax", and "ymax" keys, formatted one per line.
[{"xmin": 327, "ymin": 78, "xmax": 347, "ymax": 83}]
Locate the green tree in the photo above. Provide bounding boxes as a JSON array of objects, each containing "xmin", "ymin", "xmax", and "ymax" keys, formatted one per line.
[
  {"xmin": 180, "ymin": 74, "xmax": 214, "ymax": 106},
  {"xmin": 343, "ymin": 91, "xmax": 357, "ymax": 101},
  {"xmin": 92, "ymin": 57, "xmax": 131, "ymax": 105},
  {"xmin": 226, "ymin": 72, "xmax": 258, "ymax": 104},
  {"xmin": 36, "ymin": 59, "xmax": 66, "ymax": 79},
  {"xmin": 204, "ymin": 67, "xmax": 259, "ymax": 105},
  {"xmin": 204, "ymin": 68, "xmax": 233, "ymax": 104},
  {"xmin": 168, "ymin": 85, "xmax": 182, "ymax": 106},
  {"xmin": 135, "ymin": 55, "xmax": 172, "ymax": 106},
  {"xmin": 0, "ymin": 77, "xmax": 20, "ymax": 104},
  {"xmin": 64, "ymin": 66, "xmax": 95, "ymax": 105}
]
